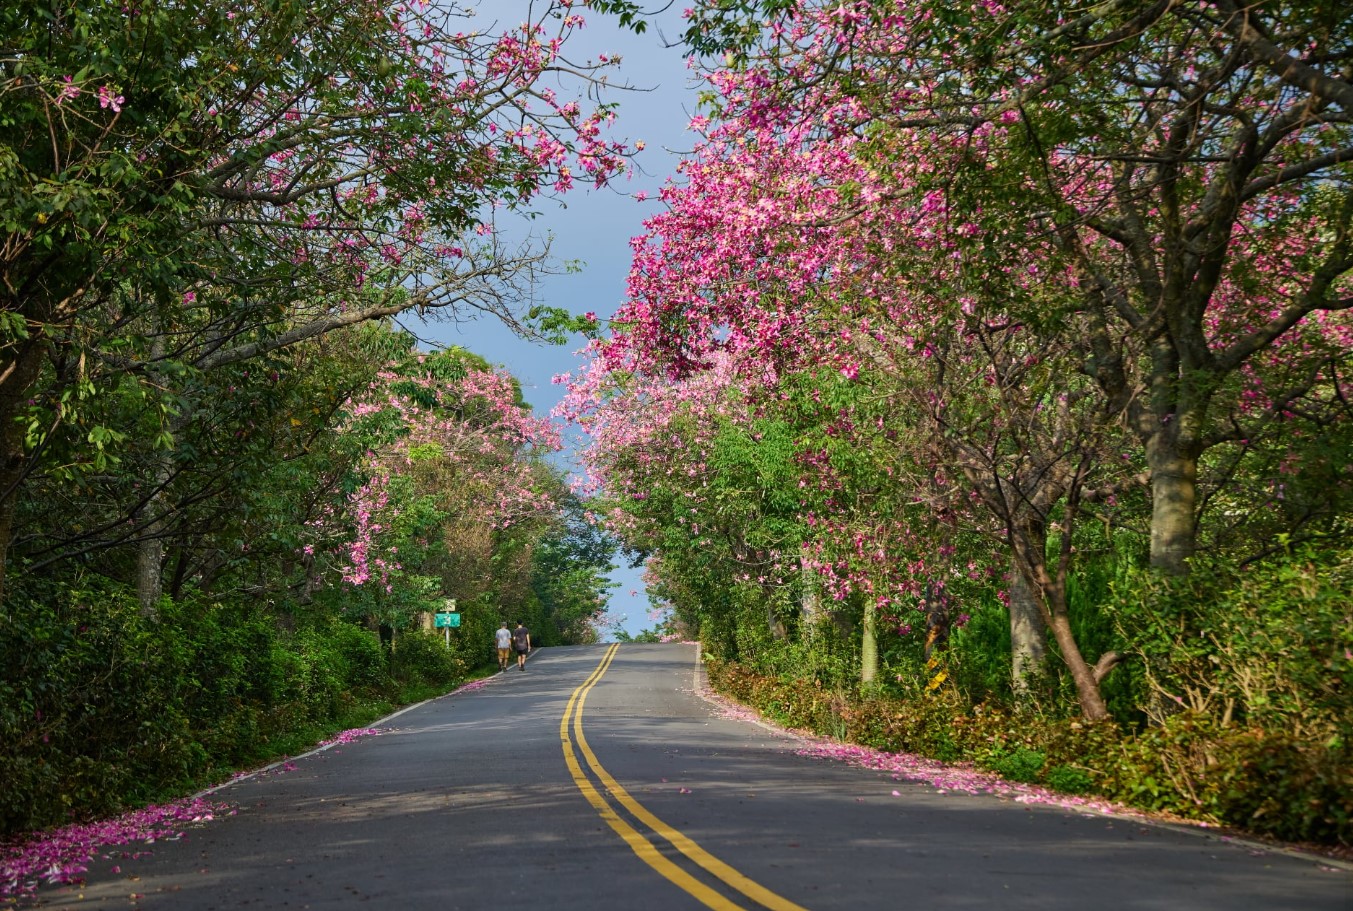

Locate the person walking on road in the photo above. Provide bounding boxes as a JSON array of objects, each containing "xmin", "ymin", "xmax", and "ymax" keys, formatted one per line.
[
  {"xmin": 512, "ymin": 622, "xmax": 531, "ymax": 671},
  {"xmin": 494, "ymin": 622, "xmax": 513, "ymax": 672}
]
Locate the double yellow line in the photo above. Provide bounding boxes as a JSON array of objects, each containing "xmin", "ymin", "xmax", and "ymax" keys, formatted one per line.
[{"xmin": 560, "ymin": 644, "xmax": 811, "ymax": 911}]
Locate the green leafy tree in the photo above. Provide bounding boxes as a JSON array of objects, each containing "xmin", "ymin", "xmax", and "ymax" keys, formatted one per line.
[
  {"xmin": 529, "ymin": 492, "xmax": 619, "ymax": 646},
  {"xmin": 0, "ymin": 0, "xmax": 628, "ymax": 604}
]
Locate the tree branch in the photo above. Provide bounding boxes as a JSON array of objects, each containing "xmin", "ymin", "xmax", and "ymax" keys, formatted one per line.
[{"xmin": 1213, "ymin": 0, "xmax": 1353, "ymax": 112}]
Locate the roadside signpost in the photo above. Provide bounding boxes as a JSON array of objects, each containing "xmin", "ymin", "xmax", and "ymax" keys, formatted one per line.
[{"xmin": 435, "ymin": 599, "xmax": 459, "ymax": 647}]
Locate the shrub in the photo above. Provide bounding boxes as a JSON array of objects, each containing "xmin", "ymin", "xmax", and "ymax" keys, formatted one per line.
[
  {"xmin": 705, "ymin": 659, "xmax": 1351, "ymax": 846},
  {"xmin": 1044, "ymin": 765, "xmax": 1095, "ymax": 794},
  {"xmin": 841, "ymin": 692, "xmax": 966, "ymax": 761},
  {"xmin": 986, "ymin": 746, "xmax": 1046, "ymax": 783},
  {"xmin": 1112, "ymin": 544, "xmax": 1353, "ymax": 739},
  {"xmin": 391, "ymin": 630, "xmax": 462, "ymax": 688},
  {"xmin": 0, "ymin": 581, "xmax": 460, "ymax": 838},
  {"xmin": 328, "ymin": 619, "xmax": 391, "ymax": 693},
  {"xmin": 1098, "ymin": 713, "xmax": 1352, "ymax": 843},
  {"xmin": 0, "ymin": 582, "xmax": 202, "ymax": 832},
  {"xmin": 170, "ymin": 599, "xmax": 285, "ymax": 763}
]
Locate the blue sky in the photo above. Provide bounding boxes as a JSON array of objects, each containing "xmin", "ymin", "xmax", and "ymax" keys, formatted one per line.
[{"xmin": 417, "ymin": 5, "xmax": 699, "ymax": 638}]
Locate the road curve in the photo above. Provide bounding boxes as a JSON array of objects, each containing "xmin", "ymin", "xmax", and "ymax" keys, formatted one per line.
[{"xmin": 35, "ymin": 643, "xmax": 1350, "ymax": 910}]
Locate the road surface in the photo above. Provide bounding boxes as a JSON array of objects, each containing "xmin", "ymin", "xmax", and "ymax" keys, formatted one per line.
[{"xmin": 33, "ymin": 644, "xmax": 1351, "ymax": 909}]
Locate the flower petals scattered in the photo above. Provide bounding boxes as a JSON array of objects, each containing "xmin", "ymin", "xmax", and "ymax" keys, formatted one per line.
[
  {"xmin": 1, "ymin": 798, "xmax": 228, "ymax": 898},
  {"xmin": 318, "ymin": 727, "xmax": 384, "ymax": 748},
  {"xmin": 793, "ymin": 739, "xmax": 1139, "ymax": 819}
]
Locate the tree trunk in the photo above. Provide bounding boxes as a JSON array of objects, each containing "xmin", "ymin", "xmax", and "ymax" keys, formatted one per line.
[
  {"xmin": 799, "ymin": 551, "xmax": 823, "ymax": 626},
  {"xmin": 169, "ymin": 547, "xmax": 191, "ymax": 601},
  {"xmin": 0, "ymin": 339, "xmax": 49, "ymax": 607},
  {"xmin": 136, "ymin": 532, "xmax": 165, "ymax": 617},
  {"xmin": 767, "ymin": 602, "xmax": 788, "ymax": 640},
  {"xmin": 922, "ymin": 581, "xmax": 950, "ymax": 661},
  {"xmin": 1047, "ymin": 606, "xmax": 1111, "ymax": 721},
  {"xmin": 135, "ymin": 337, "xmax": 171, "ymax": 618},
  {"xmin": 1138, "ymin": 331, "xmax": 1204, "ymax": 577},
  {"xmin": 1147, "ymin": 444, "xmax": 1198, "ymax": 575},
  {"xmin": 1007, "ymin": 571, "xmax": 1047, "ymax": 693},
  {"xmin": 860, "ymin": 597, "xmax": 878, "ymax": 684},
  {"xmin": 1011, "ymin": 534, "xmax": 1111, "ymax": 721}
]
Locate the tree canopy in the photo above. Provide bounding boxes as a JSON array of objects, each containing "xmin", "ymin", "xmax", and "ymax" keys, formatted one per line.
[
  {"xmin": 566, "ymin": 0, "xmax": 1352, "ymax": 720},
  {"xmin": 1, "ymin": 0, "xmax": 629, "ymax": 603}
]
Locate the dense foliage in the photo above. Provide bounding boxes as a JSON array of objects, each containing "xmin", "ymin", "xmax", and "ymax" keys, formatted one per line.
[
  {"xmin": 708, "ymin": 543, "xmax": 1353, "ymax": 844},
  {"xmin": 1, "ymin": 0, "xmax": 626, "ymax": 604},
  {"xmin": 0, "ymin": 582, "xmax": 429, "ymax": 835},
  {"xmin": 568, "ymin": 0, "xmax": 1352, "ymax": 843},
  {"xmin": 0, "ymin": 320, "xmax": 619, "ymax": 837},
  {"xmin": 0, "ymin": 1, "xmax": 621, "ymax": 837}
]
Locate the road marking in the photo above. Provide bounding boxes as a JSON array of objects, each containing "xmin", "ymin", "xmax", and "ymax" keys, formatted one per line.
[
  {"xmin": 562, "ymin": 646, "xmax": 813, "ymax": 911},
  {"xmin": 561, "ymin": 645, "xmax": 744, "ymax": 910}
]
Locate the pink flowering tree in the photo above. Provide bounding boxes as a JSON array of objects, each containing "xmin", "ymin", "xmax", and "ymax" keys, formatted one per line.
[
  {"xmin": 565, "ymin": 352, "xmax": 823, "ymax": 654},
  {"xmin": 559, "ymin": 58, "xmax": 1053, "ymax": 690},
  {"xmin": 0, "ymin": 0, "xmax": 632, "ymax": 607},
  {"xmin": 572, "ymin": 0, "xmax": 1350, "ymax": 717},
  {"xmin": 670, "ymin": 0, "xmax": 1353, "ymax": 575},
  {"xmin": 306, "ymin": 346, "xmax": 564, "ymax": 629}
]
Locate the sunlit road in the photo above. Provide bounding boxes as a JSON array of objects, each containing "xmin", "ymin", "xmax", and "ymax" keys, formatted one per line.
[{"xmin": 38, "ymin": 644, "xmax": 1350, "ymax": 910}]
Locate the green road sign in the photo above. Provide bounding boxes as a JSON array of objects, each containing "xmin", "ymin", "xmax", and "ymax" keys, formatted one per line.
[{"xmin": 435, "ymin": 612, "xmax": 461, "ymax": 628}]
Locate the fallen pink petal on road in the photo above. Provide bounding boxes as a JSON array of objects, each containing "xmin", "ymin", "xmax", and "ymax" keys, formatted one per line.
[{"xmin": 0, "ymin": 798, "xmax": 228, "ymax": 898}]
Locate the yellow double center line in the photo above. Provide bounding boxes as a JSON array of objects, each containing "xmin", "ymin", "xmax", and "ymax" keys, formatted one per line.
[{"xmin": 560, "ymin": 644, "xmax": 811, "ymax": 911}]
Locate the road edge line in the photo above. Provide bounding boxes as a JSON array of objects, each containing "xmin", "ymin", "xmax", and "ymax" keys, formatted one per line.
[{"xmin": 193, "ymin": 662, "xmax": 515, "ymax": 799}]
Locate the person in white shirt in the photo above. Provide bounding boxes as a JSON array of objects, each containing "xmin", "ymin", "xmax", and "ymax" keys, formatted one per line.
[{"xmin": 494, "ymin": 622, "xmax": 513, "ymax": 672}]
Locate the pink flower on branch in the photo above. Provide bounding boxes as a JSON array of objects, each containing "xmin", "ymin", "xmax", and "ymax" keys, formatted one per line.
[
  {"xmin": 55, "ymin": 76, "xmax": 80, "ymax": 104},
  {"xmin": 97, "ymin": 85, "xmax": 125, "ymax": 112}
]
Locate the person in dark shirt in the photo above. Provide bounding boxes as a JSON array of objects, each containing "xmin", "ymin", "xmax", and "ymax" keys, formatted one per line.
[{"xmin": 511, "ymin": 622, "xmax": 531, "ymax": 671}]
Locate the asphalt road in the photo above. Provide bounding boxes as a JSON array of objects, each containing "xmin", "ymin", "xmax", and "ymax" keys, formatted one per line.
[{"xmin": 35, "ymin": 643, "xmax": 1351, "ymax": 910}]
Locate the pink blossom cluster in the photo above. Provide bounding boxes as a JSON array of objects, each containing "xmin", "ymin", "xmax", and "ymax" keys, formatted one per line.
[
  {"xmin": 50, "ymin": 75, "xmax": 123, "ymax": 112},
  {"xmin": 338, "ymin": 474, "xmax": 393, "ymax": 587}
]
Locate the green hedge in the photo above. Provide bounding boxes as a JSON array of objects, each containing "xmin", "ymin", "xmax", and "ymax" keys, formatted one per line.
[
  {"xmin": 707, "ymin": 660, "xmax": 1351, "ymax": 846},
  {"xmin": 0, "ymin": 583, "xmax": 464, "ymax": 837}
]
